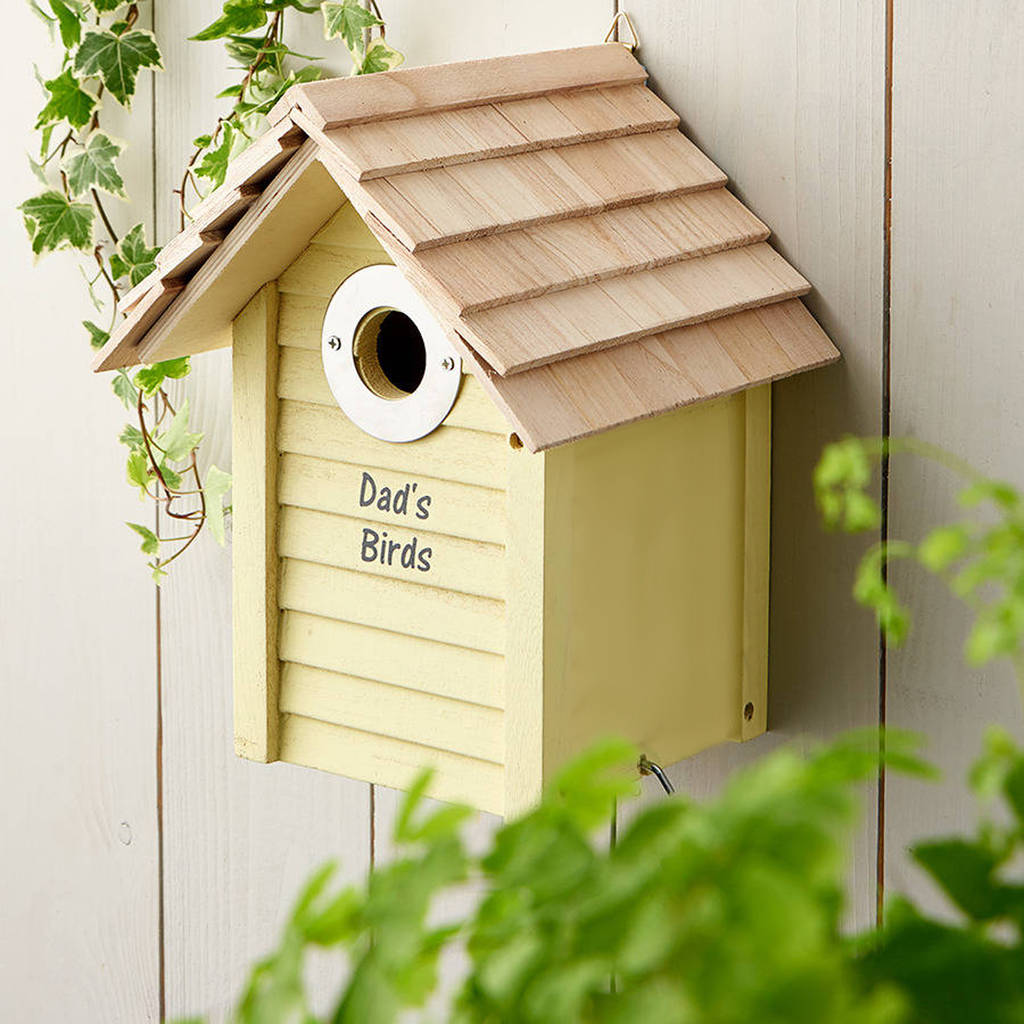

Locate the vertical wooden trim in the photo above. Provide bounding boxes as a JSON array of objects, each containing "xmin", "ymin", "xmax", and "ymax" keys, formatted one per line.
[
  {"xmin": 232, "ymin": 282, "xmax": 282, "ymax": 762},
  {"xmin": 503, "ymin": 445, "xmax": 547, "ymax": 818},
  {"xmin": 740, "ymin": 383, "xmax": 771, "ymax": 741}
]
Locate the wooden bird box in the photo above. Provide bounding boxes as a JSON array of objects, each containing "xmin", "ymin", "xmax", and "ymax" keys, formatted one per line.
[{"xmin": 96, "ymin": 44, "xmax": 839, "ymax": 817}]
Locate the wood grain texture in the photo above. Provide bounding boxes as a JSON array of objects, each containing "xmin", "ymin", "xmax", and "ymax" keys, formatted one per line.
[
  {"xmin": 270, "ymin": 43, "xmax": 646, "ymax": 129},
  {"xmin": 618, "ymin": 0, "xmax": 887, "ymax": 930},
  {"xmin": 0, "ymin": 6, "xmax": 159, "ymax": 1017},
  {"xmin": 484, "ymin": 300, "xmax": 837, "ymax": 451},
  {"xmin": 154, "ymin": 4, "xmax": 371, "ymax": 1020},
  {"xmin": 885, "ymin": 0, "xmax": 1024, "ymax": 913},
  {"xmin": 460, "ymin": 242, "xmax": 810, "ymax": 374},
  {"xmin": 325, "ymin": 84, "xmax": 678, "ymax": 180},
  {"xmin": 360, "ymin": 129, "xmax": 726, "ymax": 251},
  {"xmin": 413, "ymin": 189, "xmax": 770, "ymax": 313},
  {"xmin": 232, "ymin": 284, "xmax": 280, "ymax": 761}
]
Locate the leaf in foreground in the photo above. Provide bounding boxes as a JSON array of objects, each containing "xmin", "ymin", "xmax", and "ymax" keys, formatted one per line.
[
  {"xmin": 63, "ymin": 131, "xmax": 126, "ymax": 199},
  {"xmin": 36, "ymin": 68, "xmax": 97, "ymax": 130},
  {"xmin": 204, "ymin": 466, "xmax": 233, "ymax": 546}
]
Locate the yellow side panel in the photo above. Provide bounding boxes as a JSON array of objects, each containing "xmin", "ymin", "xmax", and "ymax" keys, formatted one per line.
[{"xmin": 535, "ymin": 386, "xmax": 771, "ymax": 779}]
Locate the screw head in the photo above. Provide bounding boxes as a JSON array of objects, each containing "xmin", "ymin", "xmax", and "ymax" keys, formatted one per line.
[
  {"xmin": 328, "ymin": 335, "xmax": 342, "ymax": 351},
  {"xmin": 441, "ymin": 357, "xmax": 455, "ymax": 371}
]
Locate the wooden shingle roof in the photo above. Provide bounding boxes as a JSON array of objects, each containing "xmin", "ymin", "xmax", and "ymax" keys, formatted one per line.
[{"xmin": 95, "ymin": 44, "xmax": 839, "ymax": 450}]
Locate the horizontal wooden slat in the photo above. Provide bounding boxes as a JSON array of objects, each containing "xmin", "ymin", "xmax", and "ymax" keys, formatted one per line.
[
  {"xmin": 486, "ymin": 299, "xmax": 841, "ymax": 451},
  {"xmin": 277, "ymin": 293, "xmax": 330, "ymax": 350},
  {"xmin": 280, "ymin": 557, "xmax": 504, "ymax": 653},
  {"xmin": 278, "ymin": 453, "xmax": 506, "ymax": 544},
  {"xmin": 415, "ymin": 189, "xmax": 770, "ymax": 313},
  {"xmin": 460, "ymin": 243, "xmax": 811, "ymax": 375},
  {"xmin": 279, "ymin": 714, "xmax": 505, "ymax": 814},
  {"xmin": 279, "ymin": 506, "xmax": 504, "ymax": 601},
  {"xmin": 280, "ymin": 610, "xmax": 503, "ymax": 708},
  {"xmin": 279, "ymin": 662, "xmax": 504, "ymax": 763},
  {"xmin": 362, "ymin": 130, "xmax": 727, "ymax": 251},
  {"xmin": 325, "ymin": 84, "xmax": 678, "ymax": 180},
  {"xmin": 277, "ymin": 243, "xmax": 391, "ymax": 298},
  {"xmin": 269, "ymin": 43, "xmax": 647, "ymax": 130},
  {"xmin": 277, "ymin": 399, "xmax": 509, "ymax": 489},
  {"xmin": 277, "ymin": 346, "xmax": 507, "ymax": 434}
]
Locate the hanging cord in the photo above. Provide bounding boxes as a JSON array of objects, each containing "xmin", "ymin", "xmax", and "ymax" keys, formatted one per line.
[
  {"xmin": 638, "ymin": 755, "xmax": 675, "ymax": 795},
  {"xmin": 603, "ymin": 11, "xmax": 640, "ymax": 52}
]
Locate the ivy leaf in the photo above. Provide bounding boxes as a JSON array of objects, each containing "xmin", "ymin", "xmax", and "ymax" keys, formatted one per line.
[
  {"xmin": 133, "ymin": 356, "xmax": 191, "ymax": 395},
  {"xmin": 321, "ymin": 0, "xmax": 381, "ymax": 53},
  {"xmin": 83, "ymin": 320, "xmax": 110, "ymax": 349},
  {"xmin": 127, "ymin": 521, "xmax": 159, "ymax": 556},
  {"xmin": 90, "ymin": 0, "xmax": 126, "ymax": 12},
  {"xmin": 192, "ymin": 0, "xmax": 267, "ymax": 42},
  {"xmin": 204, "ymin": 465, "xmax": 233, "ymax": 546},
  {"xmin": 125, "ymin": 450, "xmax": 149, "ymax": 489},
  {"xmin": 63, "ymin": 131, "xmax": 126, "ymax": 199},
  {"xmin": 918, "ymin": 524, "xmax": 971, "ymax": 573},
  {"xmin": 110, "ymin": 223, "xmax": 159, "ymax": 286},
  {"xmin": 50, "ymin": 0, "xmax": 87, "ymax": 48},
  {"xmin": 74, "ymin": 28, "xmax": 163, "ymax": 107},
  {"xmin": 158, "ymin": 462, "xmax": 183, "ymax": 490},
  {"xmin": 19, "ymin": 191, "xmax": 94, "ymax": 255},
  {"xmin": 112, "ymin": 368, "xmax": 138, "ymax": 408},
  {"xmin": 36, "ymin": 69, "xmax": 97, "ymax": 130},
  {"xmin": 194, "ymin": 123, "xmax": 236, "ymax": 187},
  {"xmin": 156, "ymin": 399, "xmax": 203, "ymax": 462},
  {"xmin": 119, "ymin": 423, "xmax": 145, "ymax": 450},
  {"xmin": 357, "ymin": 38, "xmax": 404, "ymax": 75}
]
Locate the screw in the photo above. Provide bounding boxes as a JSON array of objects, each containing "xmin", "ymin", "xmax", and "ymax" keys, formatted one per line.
[
  {"xmin": 441, "ymin": 357, "xmax": 456, "ymax": 371},
  {"xmin": 328, "ymin": 335, "xmax": 342, "ymax": 351}
]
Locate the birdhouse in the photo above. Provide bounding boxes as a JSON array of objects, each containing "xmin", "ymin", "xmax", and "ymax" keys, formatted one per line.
[{"xmin": 96, "ymin": 44, "xmax": 838, "ymax": 816}]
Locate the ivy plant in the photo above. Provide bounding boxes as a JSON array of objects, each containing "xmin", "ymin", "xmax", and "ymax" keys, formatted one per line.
[{"xmin": 24, "ymin": 0, "xmax": 402, "ymax": 581}]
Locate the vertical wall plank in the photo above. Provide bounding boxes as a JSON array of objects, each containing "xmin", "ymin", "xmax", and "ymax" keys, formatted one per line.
[
  {"xmin": 886, "ymin": 0, "xmax": 1024, "ymax": 913},
  {"xmin": 154, "ymin": 3, "xmax": 371, "ymax": 1018},
  {"xmin": 0, "ymin": 4, "xmax": 159, "ymax": 1020},
  {"xmin": 619, "ymin": 0, "xmax": 887, "ymax": 928}
]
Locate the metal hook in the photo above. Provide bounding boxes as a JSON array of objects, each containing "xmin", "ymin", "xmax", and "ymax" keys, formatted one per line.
[
  {"xmin": 638, "ymin": 755, "xmax": 674, "ymax": 795},
  {"xmin": 603, "ymin": 11, "xmax": 640, "ymax": 52}
]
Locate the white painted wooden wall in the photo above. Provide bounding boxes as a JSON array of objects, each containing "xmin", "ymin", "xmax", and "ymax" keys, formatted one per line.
[{"xmin": 2, "ymin": 0, "xmax": 1021, "ymax": 1018}]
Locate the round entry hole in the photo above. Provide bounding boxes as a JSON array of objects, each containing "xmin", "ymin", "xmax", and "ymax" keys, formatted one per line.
[{"xmin": 352, "ymin": 307, "xmax": 426, "ymax": 400}]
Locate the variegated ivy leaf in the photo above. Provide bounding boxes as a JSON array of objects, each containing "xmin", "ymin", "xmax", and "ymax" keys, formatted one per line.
[
  {"xmin": 74, "ymin": 28, "xmax": 163, "ymax": 107},
  {"xmin": 91, "ymin": 0, "xmax": 126, "ymax": 12},
  {"xmin": 321, "ymin": 0, "xmax": 382, "ymax": 54},
  {"xmin": 112, "ymin": 367, "xmax": 139, "ymax": 408},
  {"xmin": 192, "ymin": 0, "xmax": 267, "ymax": 42},
  {"xmin": 127, "ymin": 521, "xmax": 159, "ymax": 556},
  {"xmin": 36, "ymin": 68, "xmax": 97, "ymax": 130},
  {"xmin": 19, "ymin": 190, "xmax": 94, "ymax": 255},
  {"xmin": 50, "ymin": 0, "xmax": 87, "ymax": 48},
  {"xmin": 63, "ymin": 132, "xmax": 126, "ymax": 199},
  {"xmin": 194, "ymin": 123, "xmax": 236, "ymax": 187},
  {"xmin": 84, "ymin": 319, "xmax": 110, "ymax": 349},
  {"xmin": 110, "ymin": 223, "xmax": 159, "ymax": 286},
  {"xmin": 204, "ymin": 465, "xmax": 233, "ymax": 546},
  {"xmin": 125, "ymin": 452, "xmax": 149, "ymax": 490},
  {"xmin": 357, "ymin": 38, "xmax": 404, "ymax": 75},
  {"xmin": 133, "ymin": 357, "xmax": 191, "ymax": 396},
  {"xmin": 156, "ymin": 399, "xmax": 203, "ymax": 463}
]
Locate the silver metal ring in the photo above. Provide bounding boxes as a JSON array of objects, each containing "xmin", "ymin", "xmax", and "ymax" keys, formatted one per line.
[{"xmin": 321, "ymin": 265, "xmax": 462, "ymax": 443}]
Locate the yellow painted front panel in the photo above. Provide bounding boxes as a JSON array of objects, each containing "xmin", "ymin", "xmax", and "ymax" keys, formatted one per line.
[{"xmin": 269, "ymin": 204, "xmax": 511, "ymax": 814}]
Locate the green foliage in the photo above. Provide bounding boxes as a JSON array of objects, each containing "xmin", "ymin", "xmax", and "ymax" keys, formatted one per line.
[
  {"xmin": 74, "ymin": 26, "xmax": 162, "ymax": 106},
  {"xmin": 24, "ymin": 0, "xmax": 405, "ymax": 581},
  {"xmin": 109, "ymin": 222, "xmax": 158, "ymax": 285},
  {"xmin": 168, "ymin": 733, "xmax": 945, "ymax": 1024},
  {"xmin": 856, "ymin": 727, "xmax": 1024, "ymax": 1024},
  {"xmin": 19, "ymin": 190, "xmax": 93, "ymax": 254},
  {"xmin": 35, "ymin": 68, "xmax": 96, "ymax": 130},
  {"xmin": 63, "ymin": 130, "xmax": 126, "ymax": 198},
  {"xmin": 816, "ymin": 437, "xmax": 1024, "ymax": 671}
]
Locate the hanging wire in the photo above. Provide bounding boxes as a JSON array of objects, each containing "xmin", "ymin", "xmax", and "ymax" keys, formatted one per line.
[
  {"xmin": 603, "ymin": 11, "xmax": 640, "ymax": 52},
  {"xmin": 638, "ymin": 755, "xmax": 675, "ymax": 795}
]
